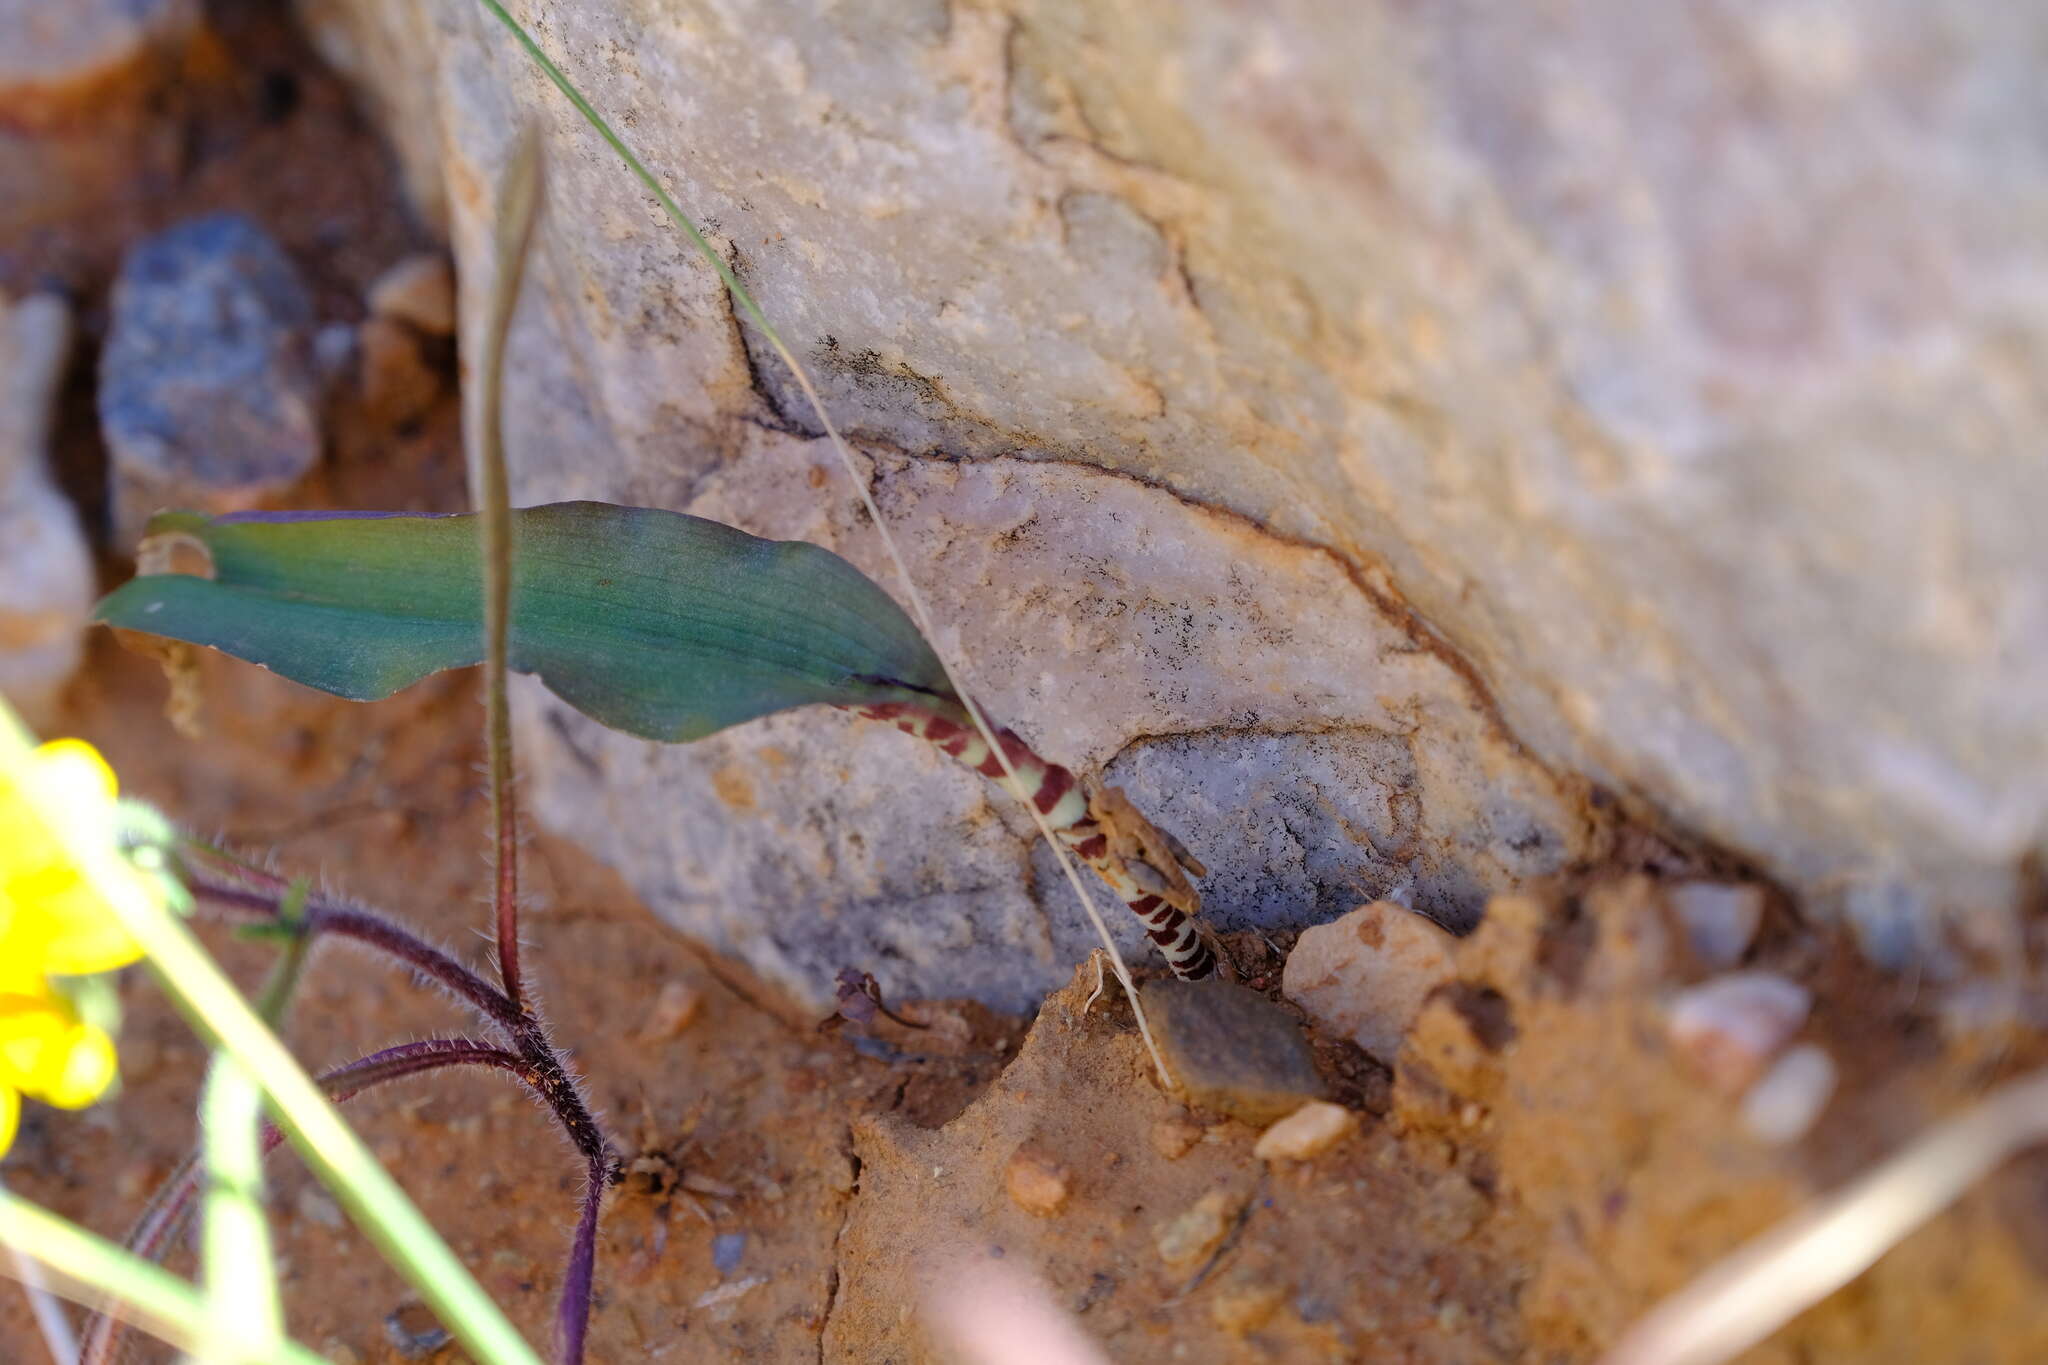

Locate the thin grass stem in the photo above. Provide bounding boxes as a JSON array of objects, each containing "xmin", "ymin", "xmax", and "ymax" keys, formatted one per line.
[{"xmin": 474, "ymin": 123, "xmax": 547, "ymax": 1016}]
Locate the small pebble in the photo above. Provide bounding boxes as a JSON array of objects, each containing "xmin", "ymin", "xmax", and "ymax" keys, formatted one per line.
[
  {"xmin": 1667, "ymin": 882, "xmax": 1765, "ymax": 968},
  {"xmin": 1414, "ymin": 1173, "xmax": 1492, "ymax": 1243},
  {"xmin": 1253, "ymin": 1101, "xmax": 1357, "ymax": 1162},
  {"xmin": 1741, "ymin": 1043, "xmax": 1837, "ymax": 1144},
  {"xmin": 382, "ymin": 1303, "xmax": 449, "ymax": 1359},
  {"xmin": 1154, "ymin": 1191, "xmax": 1236, "ymax": 1270},
  {"xmin": 711, "ymin": 1231, "xmax": 747, "ymax": 1276},
  {"xmin": 115, "ymin": 1158, "xmax": 168, "ymax": 1203},
  {"xmin": 367, "ymin": 253, "xmax": 457, "ymax": 335},
  {"xmin": 643, "ymin": 979, "xmax": 706, "ymax": 1039},
  {"xmin": 1282, "ymin": 901, "xmax": 1459, "ymax": 1063},
  {"xmin": 1150, "ymin": 1117, "xmax": 1202, "ymax": 1161},
  {"xmin": 1004, "ymin": 1148, "xmax": 1072, "ymax": 1215},
  {"xmin": 1666, "ymin": 971, "xmax": 1811, "ymax": 1093},
  {"xmin": 295, "ymin": 1185, "xmax": 344, "ymax": 1229},
  {"xmin": 692, "ymin": 1275, "xmax": 765, "ymax": 1310}
]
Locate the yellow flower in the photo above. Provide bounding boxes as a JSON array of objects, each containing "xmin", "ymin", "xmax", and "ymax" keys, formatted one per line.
[
  {"xmin": 0, "ymin": 986, "xmax": 119, "ymax": 1152},
  {"xmin": 0, "ymin": 735, "xmax": 155, "ymax": 1152}
]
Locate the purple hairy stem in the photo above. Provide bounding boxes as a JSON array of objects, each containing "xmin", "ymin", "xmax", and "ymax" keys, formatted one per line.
[
  {"xmin": 183, "ymin": 865, "xmax": 526, "ymax": 1037},
  {"xmin": 179, "ymin": 841, "xmax": 626, "ymax": 1360},
  {"xmin": 323, "ymin": 1038, "xmax": 541, "ymax": 1100},
  {"xmin": 557, "ymin": 1155, "xmax": 610, "ymax": 1364}
]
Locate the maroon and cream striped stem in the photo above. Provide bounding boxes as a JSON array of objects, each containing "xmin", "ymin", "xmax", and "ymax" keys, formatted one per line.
[{"xmin": 844, "ymin": 696, "xmax": 1216, "ymax": 979}]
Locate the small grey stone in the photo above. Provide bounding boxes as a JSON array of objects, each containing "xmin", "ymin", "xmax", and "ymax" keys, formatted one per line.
[
  {"xmin": 99, "ymin": 213, "xmax": 320, "ymax": 546},
  {"xmin": 381, "ymin": 1303, "xmax": 449, "ymax": 1359},
  {"xmin": 1666, "ymin": 882, "xmax": 1764, "ymax": 969},
  {"xmin": 1139, "ymin": 977, "xmax": 1325, "ymax": 1125},
  {"xmin": 711, "ymin": 1230, "xmax": 747, "ymax": 1276}
]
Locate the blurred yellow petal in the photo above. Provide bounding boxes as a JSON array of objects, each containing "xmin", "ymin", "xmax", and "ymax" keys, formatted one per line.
[
  {"xmin": 0, "ymin": 737, "xmax": 145, "ymax": 976},
  {"xmin": 0, "ymin": 992, "xmax": 118, "ymax": 1110},
  {"xmin": 0, "ymin": 729, "xmax": 137, "ymax": 1131},
  {"xmin": 40, "ymin": 1023, "xmax": 116, "ymax": 1109},
  {"xmin": 0, "ymin": 992, "xmax": 69, "ymax": 1092},
  {"xmin": 29, "ymin": 740, "xmax": 118, "ymax": 804}
]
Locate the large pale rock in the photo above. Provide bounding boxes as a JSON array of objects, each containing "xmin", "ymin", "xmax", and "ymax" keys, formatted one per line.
[
  {"xmin": 301, "ymin": 1, "xmax": 2048, "ymax": 987},
  {"xmin": 0, "ymin": 294, "xmax": 91, "ymax": 725}
]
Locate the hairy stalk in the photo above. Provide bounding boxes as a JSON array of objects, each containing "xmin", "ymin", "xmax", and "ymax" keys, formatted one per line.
[
  {"xmin": 476, "ymin": 0, "xmax": 1173, "ymax": 1084},
  {"xmin": 182, "ymin": 850, "xmax": 619, "ymax": 1360},
  {"xmin": 186, "ymin": 871, "xmax": 525, "ymax": 1037},
  {"xmin": 83, "ymin": 1040, "xmax": 540, "ymax": 1365},
  {"xmin": 474, "ymin": 124, "xmax": 546, "ymax": 1015},
  {"xmin": 557, "ymin": 1158, "xmax": 607, "ymax": 1362},
  {"xmin": 182, "ymin": 864, "xmax": 614, "ymax": 1164},
  {"xmin": 252, "ymin": 878, "xmax": 313, "ymax": 1027}
]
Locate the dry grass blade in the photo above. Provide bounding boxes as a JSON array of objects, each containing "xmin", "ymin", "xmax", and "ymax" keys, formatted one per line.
[
  {"xmin": 1601, "ymin": 1066, "xmax": 2048, "ymax": 1365},
  {"xmin": 476, "ymin": 0, "xmax": 1173, "ymax": 1085},
  {"xmin": 474, "ymin": 121, "xmax": 546, "ymax": 1013}
]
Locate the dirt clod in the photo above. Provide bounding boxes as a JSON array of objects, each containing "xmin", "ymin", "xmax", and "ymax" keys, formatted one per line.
[
  {"xmin": 1155, "ymin": 1190, "xmax": 1238, "ymax": 1270},
  {"xmin": 1209, "ymin": 1276, "xmax": 1287, "ymax": 1336},
  {"xmin": 1004, "ymin": 1147, "xmax": 1074, "ymax": 1215},
  {"xmin": 641, "ymin": 978, "xmax": 706, "ymax": 1040},
  {"xmin": 1151, "ymin": 1116, "xmax": 1203, "ymax": 1160}
]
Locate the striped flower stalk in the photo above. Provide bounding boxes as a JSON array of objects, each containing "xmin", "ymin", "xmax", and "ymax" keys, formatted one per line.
[{"xmin": 844, "ymin": 697, "xmax": 1217, "ymax": 979}]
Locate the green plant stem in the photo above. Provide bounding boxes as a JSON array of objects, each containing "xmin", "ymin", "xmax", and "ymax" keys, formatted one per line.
[
  {"xmin": 475, "ymin": 122, "xmax": 546, "ymax": 1016},
  {"xmin": 0, "ymin": 1187, "xmax": 327, "ymax": 1365},
  {"xmin": 0, "ymin": 708, "xmax": 543, "ymax": 1365},
  {"xmin": 200, "ymin": 1054, "xmax": 284, "ymax": 1361},
  {"xmin": 252, "ymin": 878, "xmax": 312, "ymax": 1028}
]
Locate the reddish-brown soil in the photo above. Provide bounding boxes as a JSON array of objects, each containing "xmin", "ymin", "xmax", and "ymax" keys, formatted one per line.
[{"xmin": 6, "ymin": 5, "xmax": 2048, "ymax": 1364}]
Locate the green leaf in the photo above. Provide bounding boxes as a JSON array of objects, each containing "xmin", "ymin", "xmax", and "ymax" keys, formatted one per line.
[{"xmin": 93, "ymin": 502, "xmax": 953, "ymax": 742}]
